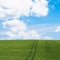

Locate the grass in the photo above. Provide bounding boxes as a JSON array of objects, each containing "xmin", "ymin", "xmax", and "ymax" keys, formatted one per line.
[{"xmin": 0, "ymin": 40, "xmax": 60, "ymax": 60}]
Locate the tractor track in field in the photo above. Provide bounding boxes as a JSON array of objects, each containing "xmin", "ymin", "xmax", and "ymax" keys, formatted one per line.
[{"xmin": 25, "ymin": 41, "xmax": 38, "ymax": 60}]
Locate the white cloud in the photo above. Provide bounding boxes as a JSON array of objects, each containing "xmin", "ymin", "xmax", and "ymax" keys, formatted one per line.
[
  {"xmin": 44, "ymin": 36, "xmax": 52, "ymax": 40},
  {"xmin": 55, "ymin": 26, "xmax": 60, "ymax": 32},
  {"xmin": 0, "ymin": 7, "xmax": 5, "ymax": 18},
  {"xmin": 31, "ymin": 0, "xmax": 49, "ymax": 16},
  {"xmin": 6, "ymin": 31, "xmax": 17, "ymax": 39},
  {"xmin": 0, "ymin": 0, "xmax": 49, "ymax": 18},
  {"xmin": 2, "ymin": 19, "xmax": 40, "ymax": 39},
  {"xmin": 0, "ymin": 0, "xmax": 49, "ymax": 39},
  {"xmin": 3, "ymin": 19, "xmax": 27, "ymax": 32},
  {"xmin": 28, "ymin": 30, "xmax": 40, "ymax": 39},
  {"xmin": 17, "ymin": 30, "xmax": 41, "ymax": 39}
]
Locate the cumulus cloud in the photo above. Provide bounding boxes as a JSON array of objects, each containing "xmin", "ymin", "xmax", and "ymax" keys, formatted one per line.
[
  {"xmin": 31, "ymin": 0, "xmax": 49, "ymax": 16},
  {"xmin": 0, "ymin": 0, "xmax": 49, "ymax": 39},
  {"xmin": 3, "ymin": 20, "xmax": 27, "ymax": 32},
  {"xmin": 55, "ymin": 26, "xmax": 60, "ymax": 32},
  {"xmin": 2, "ymin": 19, "xmax": 41, "ymax": 39},
  {"xmin": 0, "ymin": 0, "xmax": 49, "ymax": 18}
]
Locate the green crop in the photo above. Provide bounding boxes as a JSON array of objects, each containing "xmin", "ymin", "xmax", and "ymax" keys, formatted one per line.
[{"xmin": 0, "ymin": 40, "xmax": 60, "ymax": 60}]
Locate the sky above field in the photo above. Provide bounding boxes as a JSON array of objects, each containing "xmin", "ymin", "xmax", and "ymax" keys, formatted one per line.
[{"xmin": 0, "ymin": 0, "xmax": 60, "ymax": 40}]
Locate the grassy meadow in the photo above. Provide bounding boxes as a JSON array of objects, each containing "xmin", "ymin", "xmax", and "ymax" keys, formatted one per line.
[{"xmin": 0, "ymin": 40, "xmax": 60, "ymax": 60}]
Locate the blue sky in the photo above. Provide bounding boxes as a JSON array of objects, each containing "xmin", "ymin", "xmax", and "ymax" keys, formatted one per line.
[
  {"xmin": 0, "ymin": 0, "xmax": 60, "ymax": 40},
  {"xmin": 22, "ymin": 0, "xmax": 60, "ymax": 24}
]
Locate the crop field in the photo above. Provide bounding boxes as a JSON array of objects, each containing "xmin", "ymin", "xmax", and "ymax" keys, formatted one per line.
[{"xmin": 0, "ymin": 40, "xmax": 60, "ymax": 60}]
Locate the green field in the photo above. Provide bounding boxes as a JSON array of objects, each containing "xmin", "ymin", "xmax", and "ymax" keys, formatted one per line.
[{"xmin": 0, "ymin": 40, "xmax": 60, "ymax": 60}]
